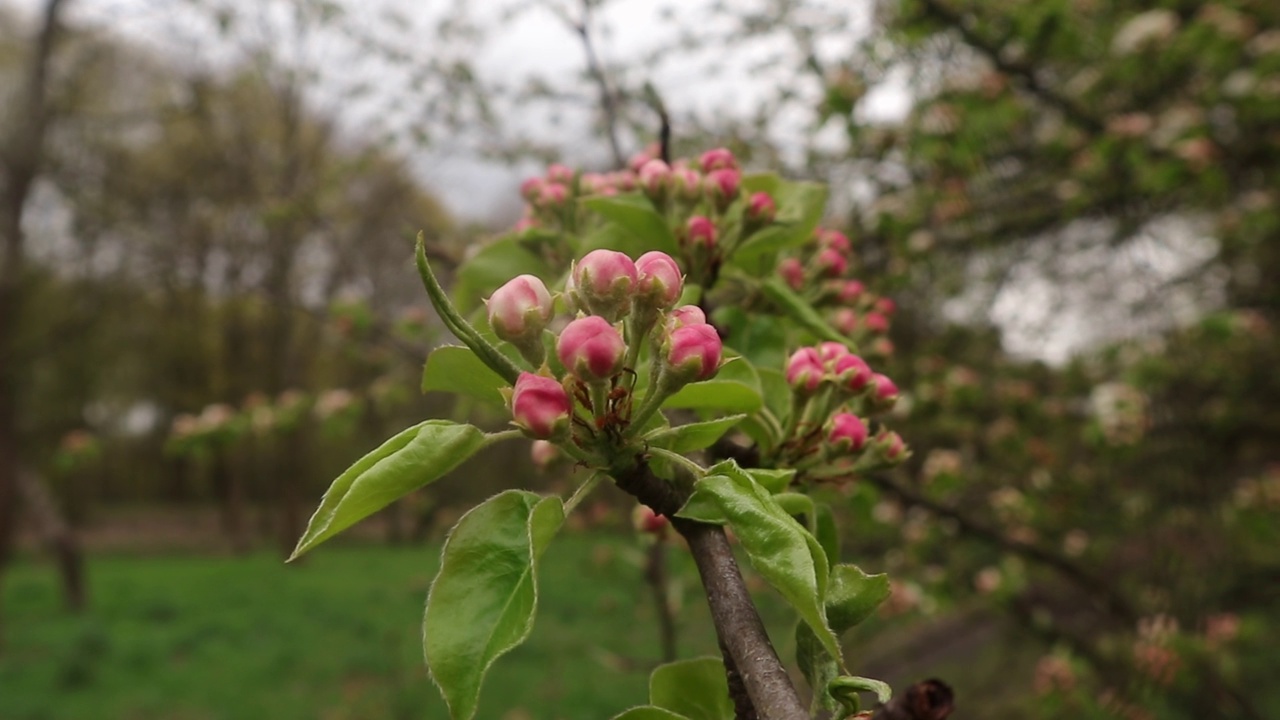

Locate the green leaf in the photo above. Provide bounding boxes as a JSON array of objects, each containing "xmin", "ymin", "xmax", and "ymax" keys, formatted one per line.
[
  {"xmin": 662, "ymin": 355, "xmax": 763, "ymax": 412},
  {"xmin": 676, "ymin": 460, "xmax": 840, "ymax": 662},
  {"xmin": 796, "ymin": 622, "xmax": 839, "ymax": 715},
  {"xmin": 647, "ymin": 415, "xmax": 746, "ymax": 454},
  {"xmin": 453, "ymin": 235, "xmax": 552, "ymax": 313},
  {"xmin": 829, "ymin": 675, "xmax": 892, "ymax": 715},
  {"xmin": 745, "ymin": 467, "xmax": 795, "ymax": 494},
  {"xmin": 649, "ymin": 657, "xmax": 734, "ymax": 720},
  {"xmin": 761, "ymin": 277, "xmax": 849, "ymax": 346},
  {"xmin": 611, "ymin": 708, "xmax": 691, "ymax": 720},
  {"xmin": 773, "ymin": 492, "xmax": 816, "ymax": 529},
  {"xmin": 814, "ymin": 503, "xmax": 839, "ymax": 569},
  {"xmin": 581, "ymin": 194, "xmax": 679, "ymax": 255},
  {"xmin": 826, "ymin": 564, "xmax": 891, "ymax": 633},
  {"xmin": 424, "ymin": 491, "xmax": 565, "ymax": 720},
  {"xmin": 422, "ymin": 346, "xmax": 508, "ymax": 406},
  {"xmin": 729, "ymin": 179, "xmax": 827, "ymax": 275},
  {"xmin": 291, "ymin": 421, "xmax": 487, "ymax": 559}
]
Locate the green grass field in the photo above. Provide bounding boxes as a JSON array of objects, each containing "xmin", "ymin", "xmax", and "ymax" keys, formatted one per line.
[{"xmin": 0, "ymin": 535, "xmax": 781, "ymax": 720}]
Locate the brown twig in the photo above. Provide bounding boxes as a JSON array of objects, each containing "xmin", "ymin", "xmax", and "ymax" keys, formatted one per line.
[
  {"xmin": 571, "ymin": 0, "xmax": 625, "ymax": 168},
  {"xmin": 645, "ymin": 535, "xmax": 679, "ymax": 663},
  {"xmin": 613, "ymin": 460, "xmax": 807, "ymax": 720},
  {"xmin": 870, "ymin": 678, "xmax": 954, "ymax": 720}
]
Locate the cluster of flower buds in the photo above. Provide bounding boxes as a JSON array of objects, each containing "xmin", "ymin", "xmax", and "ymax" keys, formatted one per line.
[
  {"xmin": 488, "ymin": 250, "xmax": 724, "ymax": 457},
  {"xmin": 776, "ymin": 341, "xmax": 908, "ymax": 473},
  {"xmin": 513, "ymin": 147, "xmax": 783, "ymax": 290},
  {"xmin": 777, "ymin": 228, "xmax": 898, "ymax": 358}
]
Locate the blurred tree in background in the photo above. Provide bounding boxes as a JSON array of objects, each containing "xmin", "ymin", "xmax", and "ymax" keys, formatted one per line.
[{"xmin": 0, "ymin": 0, "xmax": 1277, "ymax": 718}]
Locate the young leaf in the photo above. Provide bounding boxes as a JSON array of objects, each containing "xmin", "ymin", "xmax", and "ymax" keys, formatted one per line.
[
  {"xmin": 581, "ymin": 194, "xmax": 679, "ymax": 255},
  {"xmin": 829, "ymin": 675, "xmax": 892, "ymax": 715},
  {"xmin": 646, "ymin": 414, "xmax": 746, "ymax": 454},
  {"xmin": 422, "ymin": 346, "xmax": 507, "ymax": 406},
  {"xmin": 760, "ymin": 277, "xmax": 850, "ymax": 346},
  {"xmin": 611, "ymin": 708, "xmax": 691, "ymax": 720},
  {"xmin": 649, "ymin": 657, "xmax": 734, "ymax": 720},
  {"xmin": 424, "ymin": 491, "xmax": 565, "ymax": 720},
  {"xmin": 814, "ymin": 503, "xmax": 840, "ymax": 569},
  {"xmin": 772, "ymin": 492, "xmax": 816, "ymax": 529},
  {"xmin": 661, "ymin": 379, "xmax": 762, "ymax": 412},
  {"xmin": 676, "ymin": 460, "xmax": 840, "ymax": 662},
  {"xmin": 290, "ymin": 421, "xmax": 487, "ymax": 559},
  {"xmin": 826, "ymin": 564, "xmax": 891, "ymax": 633},
  {"xmin": 796, "ymin": 622, "xmax": 839, "ymax": 716}
]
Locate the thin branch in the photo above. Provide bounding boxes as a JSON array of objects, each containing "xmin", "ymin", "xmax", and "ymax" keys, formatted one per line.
[
  {"xmin": 863, "ymin": 473, "xmax": 1138, "ymax": 624},
  {"xmin": 613, "ymin": 459, "xmax": 807, "ymax": 720},
  {"xmin": 644, "ymin": 537, "xmax": 679, "ymax": 663},
  {"xmin": 571, "ymin": 0, "xmax": 625, "ymax": 167}
]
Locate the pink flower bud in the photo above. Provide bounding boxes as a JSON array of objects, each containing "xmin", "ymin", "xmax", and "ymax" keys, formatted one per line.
[
  {"xmin": 686, "ymin": 216, "xmax": 718, "ymax": 248},
  {"xmin": 668, "ymin": 305, "xmax": 706, "ymax": 329},
  {"xmin": 580, "ymin": 172, "xmax": 610, "ymax": 195},
  {"xmin": 874, "ymin": 429, "xmax": 907, "ymax": 464},
  {"xmin": 838, "ymin": 280, "xmax": 865, "ymax": 304},
  {"xmin": 833, "ymin": 354, "xmax": 872, "ymax": 393},
  {"xmin": 834, "ymin": 308, "xmax": 858, "ymax": 335},
  {"xmin": 636, "ymin": 251, "xmax": 684, "ymax": 310},
  {"xmin": 869, "ymin": 373, "xmax": 900, "ymax": 410},
  {"xmin": 827, "ymin": 412, "xmax": 868, "ymax": 453},
  {"xmin": 815, "ymin": 248, "xmax": 848, "ymax": 278},
  {"xmin": 817, "ymin": 341, "xmax": 851, "ymax": 365},
  {"xmin": 786, "ymin": 347, "xmax": 825, "ymax": 394},
  {"xmin": 573, "ymin": 250, "xmax": 638, "ymax": 319},
  {"xmin": 638, "ymin": 159, "xmax": 672, "ymax": 199},
  {"xmin": 547, "ymin": 164, "xmax": 575, "ymax": 184},
  {"xmin": 628, "ymin": 144, "xmax": 660, "ymax": 172},
  {"xmin": 863, "ymin": 311, "xmax": 890, "ymax": 334},
  {"xmin": 665, "ymin": 322, "xmax": 722, "ymax": 384},
  {"xmin": 699, "ymin": 147, "xmax": 738, "ymax": 172},
  {"xmin": 611, "ymin": 170, "xmax": 636, "ymax": 192},
  {"xmin": 874, "ymin": 297, "xmax": 896, "ymax": 316},
  {"xmin": 672, "ymin": 168, "xmax": 703, "ymax": 202},
  {"xmin": 632, "ymin": 505, "xmax": 668, "ymax": 534},
  {"xmin": 557, "ymin": 316, "xmax": 627, "ymax": 383},
  {"xmin": 512, "ymin": 373, "xmax": 572, "ymax": 439},
  {"xmin": 538, "ymin": 182, "xmax": 570, "ymax": 207},
  {"xmin": 530, "ymin": 439, "xmax": 561, "ymax": 471},
  {"xmin": 704, "ymin": 168, "xmax": 741, "ymax": 209},
  {"xmin": 487, "ymin": 274, "xmax": 553, "ymax": 343},
  {"xmin": 779, "ymin": 257, "xmax": 805, "ymax": 290},
  {"xmin": 514, "ymin": 217, "xmax": 539, "ymax": 233},
  {"xmin": 817, "ymin": 229, "xmax": 851, "ymax": 255},
  {"xmin": 520, "ymin": 177, "xmax": 544, "ymax": 202},
  {"xmin": 746, "ymin": 191, "xmax": 776, "ymax": 224},
  {"xmin": 871, "ymin": 337, "xmax": 895, "ymax": 357}
]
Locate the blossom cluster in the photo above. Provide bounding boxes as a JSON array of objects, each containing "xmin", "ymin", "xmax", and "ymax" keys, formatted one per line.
[
  {"xmin": 778, "ymin": 228, "xmax": 897, "ymax": 358},
  {"xmin": 487, "ymin": 249, "xmax": 723, "ymax": 452},
  {"xmin": 776, "ymin": 340, "xmax": 907, "ymax": 472}
]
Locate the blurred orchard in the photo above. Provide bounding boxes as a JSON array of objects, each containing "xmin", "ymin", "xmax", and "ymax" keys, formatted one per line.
[{"xmin": 0, "ymin": 1, "xmax": 1277, "ymax": 719}]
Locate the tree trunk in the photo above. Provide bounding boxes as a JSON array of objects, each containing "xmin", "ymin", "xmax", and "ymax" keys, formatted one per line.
[{"xmin": 15, "ymin": 469, "xmax": 86, "ymax": 612}]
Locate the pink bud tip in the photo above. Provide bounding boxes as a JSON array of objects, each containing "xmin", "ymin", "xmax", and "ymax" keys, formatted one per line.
[
  {"xmin": 667, "ymin": 323, "xmax": 723, "ymax": 383},
  {"xmin": 487, "ymin": 274, "xmax": 553, "ymax": 342},
  {"xmin": 827, "ymin": 412, "xmax": 869, "ymax": 453},
  {"xmin": 512, "ymin": 373, "xmax": 572, "ymax": 439},
  {"xmin": 547, "ymin": 164, "xmax": 575, "ymax": 184},
  {"xmin": 864, "ymin": 311, "xmax": 890, "ymax": 334},
  {"xmin": 874, "ymin": 297, "xmax": 897, "ymax": 316},
  {"xmin": 538, "ymin": 182, "xmax": 569, "ymax": 206},
  {"xmin": 519, "ymin": 177, "xmax": 544, "ymax": 202},
  {"xmin": 704, "ymin": 168, "xmax": 741, "ymax": 206},
  {"xmin": 579, "ymin": 172, "xmax": 610, "ymax": 195},
  {"xmin": 838, "ymin": 280, "xmax": 865, "ymax": 304},
  {"xmin": 746, "ymin": 191, "xmax": 776, "ymax": 223},
  {"xmin": 574, "ymin": 250, "xmax": 638, "ymax": 318},
  {"xmin": 557, "ymin": 316, "xmax": 627, "ymax": 382},
  {"xmin": 686, "ymin": 216, "xmax": 718, "ymax": 248},
  {"xmin": 638, "ymin": 159, "xmax": 672, "ymax": 196},
  {"xmin": 834, "ymin": 308, "xmax": 859, "ymax": 335},
  {"xmin": 779, "ymin": 257, "xmax": 805, "ymax": 290},
  {"xmin": 876, "ymin": 430, "xmax": 907, "ymax": 463},
  {"xmin": 817, "ymin": 229, "xmax": 852, "ymax": 255},
  {"xmin": 672, "ymin": 168, "xmax": 703, "ymax": 201},
  {"xmin": 668, "ymin": 305, "xmax": 706, "ymax": 329},
  {"xmin": 786, "ymin": 347, "xmax": 825, "ymax": 394},
  {"xmin": 818, "ymin": 342, "xmax": 851, "ymax": 364},
  {"xmin": 636, "ymin": 251, "xmax": 684, "ymax": 309},
  {"xmin": 632, "ymin": 505, "xmax": 668, "ymax": 534},
  {"xmin": 871, "ymin": 373, "xmax": 899, "ymax": 408},
  {"xmin": 833, "ymin": 354, "xmax": 872, "ymax": 392},
  {"xmin": 699, "ymin": 147, "xmax": 738, "ymax": 172},
  {"xmin": 816, "ymin": 248, "xmax": 848, "ymax": 278},
  {"xmin": 530, "ymin": 439, "xmax": 561, "ymax": 470}
]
